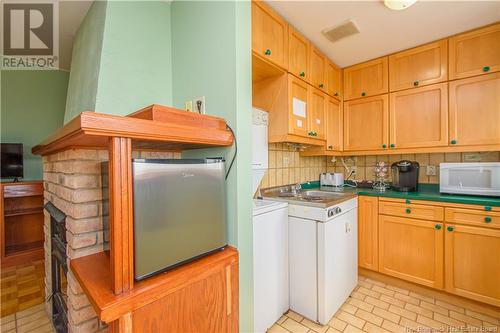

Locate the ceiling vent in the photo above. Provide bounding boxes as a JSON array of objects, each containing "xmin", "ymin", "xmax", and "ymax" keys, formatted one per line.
[{"xmin": 322, "ymin": 20, "xmax": 360, "ymax": 43}]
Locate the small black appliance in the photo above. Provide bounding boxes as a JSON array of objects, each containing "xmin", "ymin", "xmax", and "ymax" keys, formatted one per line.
[
  {"xmin": 1, "ymin": 143, "xmax": 23, "ymax": 181},
  {"xmin": 391, "ymin": 160, "xmax": 419, "ymax": 192}
]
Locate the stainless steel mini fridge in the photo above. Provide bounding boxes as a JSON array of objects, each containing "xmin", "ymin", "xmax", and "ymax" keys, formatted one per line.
[{"xmin": 132, "ymin": 158, "xmax": 227, "ymax": 280}]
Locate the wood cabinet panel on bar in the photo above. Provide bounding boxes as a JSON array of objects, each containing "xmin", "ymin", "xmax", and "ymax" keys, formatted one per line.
[
  {"xmin": 449, "ymin": 23, "xmax": 500, "ymax": 80},
  {"xmin": 389, "ymin": 40, "xmax": 448, "ymax": 92}
]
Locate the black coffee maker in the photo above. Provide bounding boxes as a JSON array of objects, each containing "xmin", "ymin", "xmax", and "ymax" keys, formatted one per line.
[{"xmin": 391, "ymin": 160, "xmax": 419, "ymax": 192}]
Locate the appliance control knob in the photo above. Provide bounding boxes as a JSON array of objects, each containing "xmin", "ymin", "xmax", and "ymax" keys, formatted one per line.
[
  {"xmin": 328, "ymin": 209, "xmax": 334, "ymax": 217},
  {"xmin": 335, "ymin": 207, "xmax": 342, "ymax": 214}
]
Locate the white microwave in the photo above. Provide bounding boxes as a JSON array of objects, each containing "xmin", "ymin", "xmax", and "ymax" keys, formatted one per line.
[{"xmin": 440, "ymin": 163, "xmax": 500, "ymax": 197}]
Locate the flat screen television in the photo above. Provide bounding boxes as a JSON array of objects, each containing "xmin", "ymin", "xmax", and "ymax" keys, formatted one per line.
[{"xmin": 1, "ymin": 143, "xmax": 23, "ymax": 180}]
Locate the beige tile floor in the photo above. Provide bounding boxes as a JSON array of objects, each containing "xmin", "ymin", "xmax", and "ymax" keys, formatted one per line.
[
  {"xmin": 269, "ymin": 276, "xmax": 500, "ymax": 333},
  {"xmin": 0, "ymin": 304, "xmax": 54, "ymax": 333}
]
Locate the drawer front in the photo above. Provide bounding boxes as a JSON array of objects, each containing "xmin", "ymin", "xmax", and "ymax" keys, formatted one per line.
[
  {"xmin": 445, "ymin": 208, "xmax": 500, "ymax": 229},
  {"xmin": 2, "ymin": 183, "xmax": 43, "ymax": 198},
  {"xmin": 379, "ymin": 201, "xmax": 444, "ymax": 221}
]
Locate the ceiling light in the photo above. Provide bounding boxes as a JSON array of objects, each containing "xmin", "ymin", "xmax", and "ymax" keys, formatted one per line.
[{"xmin": 384, "ymin": 0, "xmax": 418, "ymax": 10}]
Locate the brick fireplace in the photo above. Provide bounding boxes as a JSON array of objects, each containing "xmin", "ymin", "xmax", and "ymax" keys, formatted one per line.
[{"xmin": 42, "ymin": 148, "xmax": 179, "ymax": 332}]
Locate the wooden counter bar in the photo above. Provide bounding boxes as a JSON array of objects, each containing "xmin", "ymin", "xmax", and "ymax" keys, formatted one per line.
[{"xmin": 33, "ymin": 105, "xmax": 238, "ymax": 332}]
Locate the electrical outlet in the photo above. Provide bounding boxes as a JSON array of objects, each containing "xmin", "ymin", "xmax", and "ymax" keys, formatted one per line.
[
  {"xmin": 185, "ymin": 101, "xmax": 193, "ymax": 112},
  {"xmin": 463, "ymin": 152, "xmax": 481, "ymax": 162},
  {"xmin": 426, "ymin": 165, "xmax": 437, "ymax": 176},
  {"xmin": 193, "ymin": 96, "xmax": 206, "ymax": 114}
]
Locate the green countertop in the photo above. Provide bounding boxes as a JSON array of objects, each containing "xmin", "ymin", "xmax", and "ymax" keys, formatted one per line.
[{"xmin": 301, "ymin": 182, "xmax": 500, "ymax": 207}]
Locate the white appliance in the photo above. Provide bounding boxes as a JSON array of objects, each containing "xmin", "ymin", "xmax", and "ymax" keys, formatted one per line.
[
  {"xmin": 253, "ymin": 199, "xmax": 289, "ymax": 333},
  {"xmin": 288, "ymin": 198, "xmax": 358, "ymax": 324},
  {"xmin": 440, "ymin": 163, "xmax": 500, "ymax": 197},
  {"xmin": 320, "ymin": 172, "xmax": 344, "ymax": 187},
  {"xmin": 252, "ymin": 108, "xmax": 269, "ymax": 194}
]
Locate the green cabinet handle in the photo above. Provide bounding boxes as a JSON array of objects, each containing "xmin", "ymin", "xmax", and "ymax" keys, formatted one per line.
[
  {"xmin": 390, "ymin": 144, "xmax": 395, "ymax": 148},
  {"xmin": 264, "ymin": 49, "xmax": 271, "ymax": 55},
  {"xmin": 328, "ymin": 145, "xmax": 333, "ymax": 149},
  {"xmin": 361, "ymin": 92, "xmax": 366, "ymax": 96},
  {"xmin": 435, "ymin": 224, "xmax": 442, "ymax": 230},
  {"xmin": 483, "ymin": 66, "xmax": 490, "ymax": 72},
  {"xmin": 447, "ymin": 226, "xmax": 454, "ymax": 232},
  {"xmin": 450, "ymin": 139, "xmax": 457, "ymax": 145},
  {"xmin": 300, "ymin": 71, "xmax": 305, "ymax": 77},
  {"xmin": 485, "ymin": 216, "xmax": 492, "ymax": 223},
  {"xmin": 382, "ymin": 144, "xmax": 387, "ymax": 148},
  {"xmin": 413, "ymin": 81, "xmax": 419, "ymax": 87},
  {"xmin": 406, "ymin": 208, "xmax": 411, "ymax": 214},
  {"xmin": 406, "ymin": 199, "xmax": 411, "ymax": 204},
  {"xmin": 319, "ymin": 83, "xmax": 324, "ymax": 88},
  {"xmin": 485, "ymin": 206, "xmax": 492, "ymax": 211}
]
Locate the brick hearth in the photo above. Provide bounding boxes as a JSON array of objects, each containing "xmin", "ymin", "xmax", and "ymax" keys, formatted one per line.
[{"xmin": 42, "ymin": 149, "xmax": 179, "ymax": 333}]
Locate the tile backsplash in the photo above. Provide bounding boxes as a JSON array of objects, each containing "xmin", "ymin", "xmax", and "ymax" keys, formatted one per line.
[{"xmin": 259, "ymin": 148, "xmax": 499, "ymax": 190}]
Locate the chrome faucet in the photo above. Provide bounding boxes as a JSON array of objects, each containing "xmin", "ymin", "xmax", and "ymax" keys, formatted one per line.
[{"xmin": 291, "ymin": 183, "xmax": 302, "ymax": 195}]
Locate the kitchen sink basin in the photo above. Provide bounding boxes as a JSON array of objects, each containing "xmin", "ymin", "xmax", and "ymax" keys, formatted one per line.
[{"xmin": 261, "ymin": 186, "xmax": 356, "ymax": 207}]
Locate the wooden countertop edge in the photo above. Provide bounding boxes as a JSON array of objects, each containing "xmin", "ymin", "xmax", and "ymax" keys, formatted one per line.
[
  {"xmin": 70, "ymin": 246, "xmax": 238, "ymax": 323},
  {"xmin": 32, "ymin": 111, "xmax": 234, "ymax": 156}
]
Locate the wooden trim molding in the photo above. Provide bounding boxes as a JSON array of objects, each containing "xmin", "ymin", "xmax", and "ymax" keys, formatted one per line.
[
  {"xmin": 32, "ymin": 105, "xmax": 234, "ymax": 156},
  {"xmin": 109, "ymin": 137, "xmax": 134, "ymax": 294}
]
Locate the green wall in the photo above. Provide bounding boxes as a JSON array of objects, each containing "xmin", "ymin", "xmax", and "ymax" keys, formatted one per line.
[
  {"xmin": 95, "ymin": 1, "xmax": 172, "ymax": 116},
  {"xmin": 1, "ymin": 70, "xmax": 69, "ymax": 180},
  {"xmin": 171, "ymin": 1, "xmax": 253, "ymax": 331},
  {"xmin": 64, "ymin": 1, "xmax": 107, "ymax": 123}
]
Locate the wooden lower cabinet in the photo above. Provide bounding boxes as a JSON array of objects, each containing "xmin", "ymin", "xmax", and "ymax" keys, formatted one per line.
[
  {"xmin": 129, "ymin": 262, "xmax": 239, "ymax": 333},
  {"xmin": 445, "ymin": 224, "xmax": 500, "ymax": 307},
  {"xmin": 378, "ymin": 215, "xmax": 444, "ymax": 289},
  {"xmin": 358, "ymin": 196, "xmax": 378, "ymax": 271}
]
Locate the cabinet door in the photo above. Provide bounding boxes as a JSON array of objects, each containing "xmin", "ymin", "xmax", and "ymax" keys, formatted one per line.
[
  {"xmin": 449, "ymin": 72, "xmax": 500, "ymax": 146},
  {"xmin": 379, "ymin": 215, "xmax": 444, "ymax": 289},
  {"xmin": 252, "ymin": 1, "xmax": 288, "ymax": 69},
  {"xmin": 326, "ymin": 61, "xmax": 342, "ymax": 99},
  {"xmin": 310, "ymin": 46, "xmax": 327, "ymax": 92},
  {"xmin": 325, "ymin": 97, "xmax": 342, "ymax": 151},
  {"xmin": 344, "ymin": 95, "xmax": 389, "ymax": 151},
  {"xmin": 449, "ymin": 23, "xmax": 500, "ymax": 80},
  {"xmin": 358, "ymin": 196, "xmax": 378, "ymax": 271},
  {"xmin": 308, "ymin": 88, "xmax": 326, "ymax": 140},
  {"xmin": 344, "ymin": 57, "xmax": 389, "ymax": 100},
  {"xmin": 389, "ymin": 83, "xmax": 448, "ymax": 149},
  {"xmin": 288, "ymin": 75, "xmax": 310, "ymax": 137},
  {"xmin": 389, "ymin": 40, "xmax": 448, "ymax": 91},
  {"xmin": 289, "ymin": 26, "xmax": 310, "ymax": 82},
  {"xmin": 445, "ymin": 224, "xmax": 500, "ymax": 307}
]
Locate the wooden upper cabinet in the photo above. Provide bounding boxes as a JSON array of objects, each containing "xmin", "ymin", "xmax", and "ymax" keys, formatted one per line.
[
  {"xmin": 326, "ymin": 62, "xmax": 342, "ymax": 100},
  {"xmin": 252, "ymin": 1, "xmax": 288, "ymax": 69},
  {"xmin": 288, "ymin": 26, "xmax": 310, "ymax": 82},
  {"xmin": 308, "ymin": 88, "xmax": 326, "ymax": 140},
  {"xmin": 325, "ymin": 97, "xmax": 342, "ymax": 151},
  {"xmin": 288, "ymin": 75, "xmax": 310, "ymax": 137},
  {"xmin": 389, "ymin": 83, "xmax": 448, "ymax": 149},
  {"xmin": 344, "ymin": 94, "xmax": 389, "ymax": 151},
  {"xmin": 358, "ymin": 196, "xmax": 378, "ymax": 271},
  {"xmin": 310, "ymin": 46, "xmax": 327, "ymax": 92},
  {"xmin": 445, "ymin": 224, "xmax": 500, "ymax": 307},
  {"xmin": 389, "ymin": 40, "xmax": 448, "ymax": 92},
  {"xmin": 449, "ymin": 23, "xmax": 500, "ymax": 80},
  {"xmin": 449, "ymin": 72, "xmax": 500, "ymax": 147},
  {"xmin": 344, "ymin": 57, "xmax": 389, "ymax": 100}
]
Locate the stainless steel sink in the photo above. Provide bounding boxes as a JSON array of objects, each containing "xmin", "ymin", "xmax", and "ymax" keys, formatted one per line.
[{"xmin": 260, "ymin": 185, "xmax": 356, "ymax": 207}]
